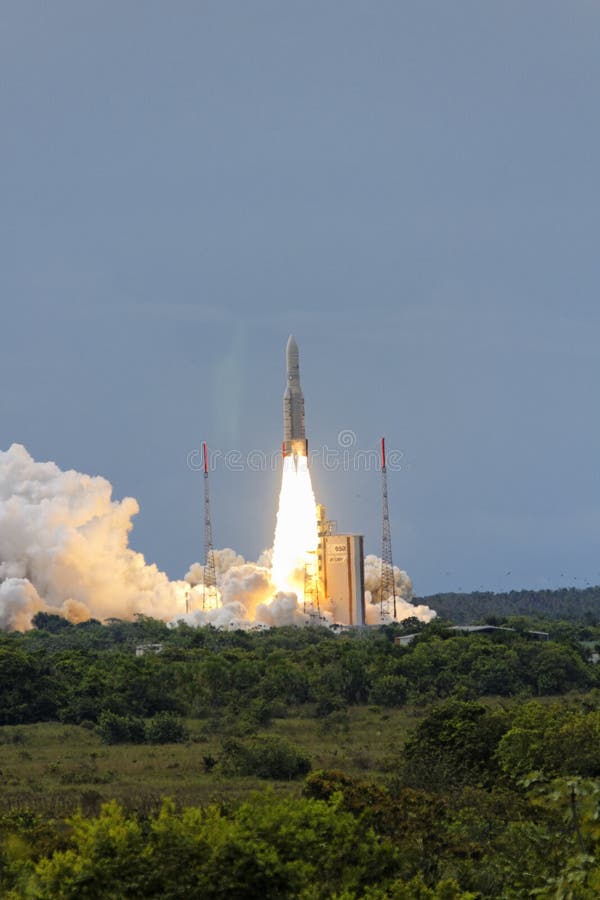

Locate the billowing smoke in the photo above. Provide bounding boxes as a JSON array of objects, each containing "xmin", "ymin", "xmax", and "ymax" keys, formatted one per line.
[
  {"xmin": 0, "ymin": 445, "xmax": 315, "ymax": 631},
  {"xmin": 0, "ymin": 445, "xmax": 435, "ymax": 631},
  {"xmin": 180, "ymin": 551, "xmax": 306, "ymax": 629},
  {"xmin": 0, "ymin": 444, "xmax": 189, "ymax": 629},
  {"xmin": 184, "ymin": 548, "xmax": 245, "ymax": 587},
  {"xmin": 177, "ymin": 550, "xmax": 435, "ymax": 629},
  {"xmin": 363, "ymin": 554, "xmax": 436, "ymax": 625}
]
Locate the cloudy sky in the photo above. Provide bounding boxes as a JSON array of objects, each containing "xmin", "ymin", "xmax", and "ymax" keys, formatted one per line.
[{"xmin": 2, "ymin": 2, "xmax": 600, "ymax": 596}]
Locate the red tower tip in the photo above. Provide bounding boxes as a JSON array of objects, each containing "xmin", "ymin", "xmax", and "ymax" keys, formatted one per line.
[
  {"xmin": 202, "ymin": 442, "xmax": 208, "ymax": 474},
  {"xmin": 381, "ymin": 437, "xmax": 386, "ymax": 470}
]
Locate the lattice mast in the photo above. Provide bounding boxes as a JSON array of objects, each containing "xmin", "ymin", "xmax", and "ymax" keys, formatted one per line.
[
  {"xmin": 380, "ymin": 437, "xmax": 396, "ymax": 619},
  {"xmin": 202, "ymin": 442, "xmax": 217, "ymax": 609},
  {"xmin": 303, "ymin": 551, "xmax": 320, "ymax": 620}
]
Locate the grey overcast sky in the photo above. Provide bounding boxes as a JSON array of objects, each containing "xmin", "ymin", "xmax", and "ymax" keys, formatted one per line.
[{"xmin": 2, "ymin": 1, "xmax": 600, "ymax": 597}]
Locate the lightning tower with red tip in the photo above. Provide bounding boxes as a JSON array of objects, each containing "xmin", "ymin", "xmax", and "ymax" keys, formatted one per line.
[
  {"xmin": 380, "ymin": 437, "xmax": 396, "ymax": 618},
  {"xmin": 202, "ymin": 442, "xmax": 217, "ymax": 608}
]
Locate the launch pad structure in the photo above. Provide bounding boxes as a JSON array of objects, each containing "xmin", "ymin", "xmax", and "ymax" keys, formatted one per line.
[
  {"xmin": 302, "ymin": 505, "xmax": 367, "ymax": 627},
  {"xmin": 318, "ymin": 532, "xmax": 366, "ymax": 626}
]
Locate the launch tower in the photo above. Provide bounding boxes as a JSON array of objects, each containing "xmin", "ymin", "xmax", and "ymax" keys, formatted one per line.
[
  {"xmin": 380, "ymin": 437, "xmax": 396, "ymax": 619},
  {"xmin": 202, "ymin": 441, "xmax": 217, "ymax": 609}
]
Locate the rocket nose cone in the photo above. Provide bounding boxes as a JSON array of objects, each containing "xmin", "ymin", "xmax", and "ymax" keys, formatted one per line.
[{"xmin": 286, "ymin": 335, "xmax": 299, "ymax": 372}]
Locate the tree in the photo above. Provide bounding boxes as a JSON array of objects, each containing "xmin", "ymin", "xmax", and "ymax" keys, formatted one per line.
[
  {"xmin": 26, "ymin": 800, "xmax": 146, "ymax": 898},
  {"xmin": 399, "ymin": 700, "xmax": 509, "ymax": 791},
  {"xmin": 31, "ymin": 612, "xmax": 72, "ymax": 633},
  {"xmin": 531, "ymin": 643, "xmax": 591, "ymax": 695},
  {"xmin": 497, "ymin": 701, "xmax": 600, "ymax": 779},
  {"xmin": 0, "ymin": 647, "xmax": 56, "ymax": 723},
  {"xmin": 369, "ymin": 674, "xmax": 408, "ymax": 707}
]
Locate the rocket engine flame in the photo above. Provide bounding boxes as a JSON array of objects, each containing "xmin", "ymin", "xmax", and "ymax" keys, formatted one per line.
[
  {"xmin": 271, "ymin": 335, "xmax": 320, "ymax": 601},
  {"xmin": 271, "ymin": 454, "xmax": 318, "ymax": 597}
]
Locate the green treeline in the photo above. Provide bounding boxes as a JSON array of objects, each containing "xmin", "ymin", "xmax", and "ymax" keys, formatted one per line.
[
  {"xmin": 420, "ymin": 585, "xmax": 600, "ymax": 624},
  {"xmin": 0, "ymin": 614, "xmax": 598, "ymax": 726}
]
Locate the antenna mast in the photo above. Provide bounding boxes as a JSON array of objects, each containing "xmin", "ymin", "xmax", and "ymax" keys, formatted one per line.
[
  {"xmin": 202, "ymin": 442, "xmax": 217, "ymax": 609},
  {"xmin": 380, "ymin": 437, "xmax": 396, "ymax": 619}
]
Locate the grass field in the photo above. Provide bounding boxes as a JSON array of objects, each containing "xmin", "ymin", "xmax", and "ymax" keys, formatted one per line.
[{"xmin": 0, "ymin": 706, "xmax": 423, "ymax": 817}]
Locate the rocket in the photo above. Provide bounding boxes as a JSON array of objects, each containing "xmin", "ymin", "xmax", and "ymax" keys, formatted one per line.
[{"xmin": 283, "ymin": 334, "xmax": 308, "ymax": 461}]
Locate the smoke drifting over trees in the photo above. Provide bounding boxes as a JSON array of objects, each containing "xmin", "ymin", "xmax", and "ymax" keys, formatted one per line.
[
  {"xmin": 0, "ymin": 445, "xmax": 434, "ymax": 631},
  {"xmin": 0, "ymin": 444, "xmax": 188, "ymax": 629}
]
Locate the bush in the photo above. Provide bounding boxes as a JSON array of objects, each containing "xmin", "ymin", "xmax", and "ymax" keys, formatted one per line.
[
  {"xmin": 18, "ymin": 795, "xmax": 397, "ymax": 899},
  {"xmin": 145, "ymin": 712, "xmax": 188, "ymax": 744},
  {"xmin": 97, "ymin": 711, "xmax": 188, "ymax": 745},
  {"xmin": 221, "ymin": 735, "xmax": 311, "ymax": 779},
  {"xmin": 97, "ymin": 712, "xmax": 146, "ymax": 745}
]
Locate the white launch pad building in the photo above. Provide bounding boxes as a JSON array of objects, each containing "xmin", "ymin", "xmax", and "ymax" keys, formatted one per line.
[{"xmin": 315, "ymin": 505, "xmax": 366, "ymax": 627}]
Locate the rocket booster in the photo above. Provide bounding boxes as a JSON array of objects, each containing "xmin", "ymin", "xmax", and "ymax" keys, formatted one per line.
[{"xmin": 283, "ymin": 335, "xmax": 308, "ymax": 459}]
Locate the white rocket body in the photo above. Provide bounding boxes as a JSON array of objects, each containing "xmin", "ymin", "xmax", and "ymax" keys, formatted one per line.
[{"xmin": 283, "ymin": 335, "xmax": 308, "ymax": 460}]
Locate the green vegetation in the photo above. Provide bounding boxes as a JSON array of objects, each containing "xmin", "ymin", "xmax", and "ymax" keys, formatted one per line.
[
  {"xmin": 97, "ymin": 711, "xmax": 188, "ymax": 745},
  {"xmin": 220, "ymin": 735, "xmax": 311, "ymax": 779},
  {"xmin": 2, "ymin": 613, "xmax": 599, "ymax": 729},
  {"xmin": 2, "ymin": 613, "xmax": 600, "ymax": 896},
  {"xmin": 420, "ymin": 584, "xmax": 600, "ymax": 624}
]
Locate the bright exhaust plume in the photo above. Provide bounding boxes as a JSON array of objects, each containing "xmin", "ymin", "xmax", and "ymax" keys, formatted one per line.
[{"xmin": 271, "ymin": 455, "xmax": 318, "ymax": 598}]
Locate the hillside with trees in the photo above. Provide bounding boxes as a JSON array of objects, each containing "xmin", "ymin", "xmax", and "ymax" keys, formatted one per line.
[
  {"xmin": 1, "ymin": 615, "xmax": 600, "ymax": 896},
  {"xmin": 419, "ymin": 585, "xmax": 600, "ymax": 624}
]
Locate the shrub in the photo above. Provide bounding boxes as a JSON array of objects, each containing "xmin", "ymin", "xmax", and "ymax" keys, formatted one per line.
[
  {"xmin": 221, "ymin": 735, "xmax": 311, "ymax": 779},
  {"xmin": 145, "ymin": 712, "xmax": 188, "ymax": 744},
  {"xmin": 97, "ymin": 712, "xmax": 146, "ymax": 745}
]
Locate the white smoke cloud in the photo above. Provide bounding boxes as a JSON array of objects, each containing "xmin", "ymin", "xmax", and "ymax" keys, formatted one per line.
[
  {"xmin": 363, "ymin": 553, "xmax": 435, "ymax": 625},
  {"xmin": 176, "ymin": 557, "xmax": 307, "ymax": 629},
  {"xmin": 0, "ymin": 444, "xmax": 188, "ymax": 630},
  {"xmin": 256, "ymin": 591, "xmax": 307, "ymax": 627},
  {"xmin": 175, "ymin": 550, "xmax": 436, "ymax": 631},
  {"xmin": 184, "ymin": 548, "xmax": 245, "ymax": 587},
  {"xmin": 364, "ymin": 553, "xmax": 413, "ymax": 603},
  {"xmin": 0, "ymin": 578, "xmax": 44, "ymax": 631},
  {"xmin": 0, "ymin": 444, "xmax": 435, "ymax": 631}
]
